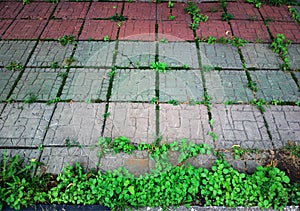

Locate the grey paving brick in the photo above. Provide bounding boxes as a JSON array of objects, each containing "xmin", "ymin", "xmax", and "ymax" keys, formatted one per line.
[
  {"xmin": 0, "ymin": 103, "xmax": 5, "ymax": 113},
  {"xmin": 294, "ymin": 72, "xmax": 300, "ymax": 87},
  {"xmin": 44, "ymin": 103, "xmax": 105, "ymax": 146},
  {"xmin": 159, "ymin": 70, "xmax": 204, "ymax": 103},
  {"xmin": 158, "ymin": 42, "xmax": 199, "ymax": 68},
  {"xmin": 0, "ymin": 68, "xmax": 19, "ymax": 101},
  {"xmin": 0, "ymin": 41, "xmax": 36, "ymax": 67},
  {"xmin": 241, "ymin": 44, "xmax": 283, "ymax": 69},
  {"xmin": 159, "ymin": 104, "xmax": 212, "ymax": 145},
  {"xmin": 199, "ymin": 43, "xmax": 243, "ymax": 69},
  {"xmin": 110, "ymin": 69, "xmax": 155, "ymax": 102},
  {"xmin": 264, "ymin": 106, "xmax": 300, "ymax": 148},
  {"xmin": 39, "ymin": 147, "xmax": 99, "ymax": 175},
  {"xmin": 0, "ymin": 103, "xmax": 55, "ymax": 147},
  {"xmin": 250, "ymin": 70, "xmax": 300, "ymax": 102},
  {"xmin": 287, "ymin": 44, "xmax": 300, "ymax": 70},
  {"xmin": 10, "ymin": 68, "xmax": 64, "ymax": 101},
  {"xmin": 0, "ymin": 149, "xmax": 41, "ymax": 166},
  {"xmin": 61, "ymin": 68, "xmax": 110, "ymax": 101},
  {"xmin": 211, "ymin": 104, "xmax": 271, "ymax": 149},
  {"xmin": 103, "ymin": 103, "xmax": 156, "ymax": 144},
  {"xmin": 73, "ymin": 41, "xmax": 115, "ymax": 67},
  {"xmin": 27, "ymin": 41, "xmax": 74, "ymax": 67},
  {"xmin": 115, "ymin": 41, "xmax": 155, "ymax": 67},
  {"xmin": 205, "ymin": 70, "xmax": 253, "ymax": 103}
]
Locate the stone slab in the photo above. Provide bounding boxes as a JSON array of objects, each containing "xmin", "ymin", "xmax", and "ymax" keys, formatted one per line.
[
  {"xmin": 10, "ymin": 68, "xmax": 64, "ymax": 101},
  {"xmin": 159, "ymin": 104, "xmax": 212, "ymax": 145},
  {"xmin": 0, "ymin": 20, "xmax": 13, "ymax": 38},
  {"xmin": 123, "ymin": 2, "xmax": 156, "ymax": 20},
  {"xmin": 115, "ymin": 41, "xmax": 156, "ymax": 67},
  {"xmin": 205, "ymin": 70, "xmax": 253, "ymax": 103},
  {"xmin": 0, "ymin": 103, "xmax": 55, "ymax": 147},
  {"xmin": 110, "ymin": 69, "xmax": 155, "ymax": 102},
  {"xmin": 53, "ymin": 2, "xmax": 90, "ymax": 19},
  {"xmin": 73, "ymin": 41, "xmax": 115, "ymax": 67},
  {"xmin": 287, "ymin": 44, "xmax": 300, "ymax": 70},
  {"xmin": 86, "ymin": 2, "xmax": 123, "ymax": 19},
  {"xmin": 227, "ymin": 3, "xmax": 262, "ymax": 20},
  {"xmin": 41, "ymin": 20, "xmax": 83, "ymax": 39},
  {"xmin": 61, "ymin": 68, "xmax": 110, "ymax": 101},
  {"xmin": 0, "ymin": 2, "xmax": 23, "ymax": 19},
  {"xmin": 211, "ymin": 104, "xmax": 271, "ymax": 149},
  {"xmin": 79, "ymin": 20, "xmax": 119, "ymax": 40},
  {"xmin": 103, "ymin": 103, "xmax": 156, "ymax": 144},
  {"xmin": 250, "ymin": 70, "xmax": 300, "ymax": 102},
  {"xmin": 268, "ymin": 22, "xmax": 300, "ymax": 43},
  {"xmin": 0, "ymin": 40, "xmax": 36, "ymax": 67},
  {"xmin": 158, "ymin": 42, "xmax": 199, "ymax": 68},
  {"xmin": 0, "ymin": 103, "xmax": 5, "ymax": 114},
  {"xmin": 157, "ymin": 21, "xmax": 195, "ymax": 41},
  {"xmin": 28, "ymin": 41, "xmax": 74, "ymax": 67},
  {"xmin": 0, "ymin": 68, "xmax": 20, "ymax": 101},
  {"xmin": 118, "ymin": 20, "xmax": 156, "ymax": 41},
  {"xmin": 196, "ymin": 21, "xmax": 232, "ymax": 39},
  {"xmin": 199, "ymin": 43, "xmax": 243, "ymax": 69},
  {"xmin": 159, "ymin": 70, "xmax": 204, "ymax": 102},
  {"xmin": 264, "ymin": 106, "xmax": 300, "ymax": 148},
  {"xmin": 241, "ymin": 44, "xmax": 283, "ymax": 69},
  {"xmin": 16, "ymin": 2, "xmax": 55, "ymax": 20},
  {"xmin": 44, "ymin": 102, "xmax": 105, "ymax": 146},
  {"xmin": 294, "ymin": 72, "xmax": 300, "ymax": 86}
]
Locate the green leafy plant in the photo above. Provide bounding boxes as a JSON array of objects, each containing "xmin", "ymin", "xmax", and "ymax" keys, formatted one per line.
[
  {"xmin": 50, "ymin": 61, "xmax": 59, "ymax": 69},
  {"xmin": 246, "ymin": 0, "xmax": 262, "ymax": 8},
  {"xmin": 169, "ymin": 15, "xmax": 175, "ymax": 20},
  {"xmin": 208, "ymin": 131, "xmax": 218, "ymax": 141},
  {"xmin": 247, "ymin": 80, "xmax": 258, "ymax": 92},
  {"xmin": 270, "ymin": 34, "xmax": 291, "ymax": 70},
  {"xmin": 46, "ymin": 0, "xmax": 59, "ymax": 3},
  {"xmin": 221, "ymin": 13, "xmax": 234, "ymax": 21},
  {"xmin": 58, "ymin": 35, "xmax": 76, "ymax": 46},
  {"xmin": 167, "ymin": 99, "xmax": 179, "ymax": 106},
  {"xmin": 109, "ymin": 13, "xmax": 127, "ymax": 22},
  {"xmin": 23, "ymin": 0, "xmax": 30, "ymax": 5},
  {"xmin": 160, "ymin": 38, "xmax": 168, "ymax": 43},
  {"xmin": 150, "ymin": 62, "xmax": 168, "ymax": 73},
  {"xmin": 289, "ymin": 7, "xmax": 300, "ymax": 23},
  {"xmin": 207, "ymin": 36, "xmax": 217, "ymax": 44},
  {"xmin": 103, "ymin": 35, "xmax": 110, "ymax": 42},
  {"xmin": 251, "ymin": 98, "xmax": 267, "ymax": 113},
  {"xmin": 232, "ymin": 145, "xmax": 258, "ymax": 159},
  {"xmin": 102, "ymin": 112, "xmax": 111, "ymax": 118},
  {"xmin": 5, "ymin": 62, "xmax": 24, "ymax": 72},
  {"xmin": 46, "ymin": 97, "xmax": 61, "ymax": 105},
  {"xmin": 65, "ymin": 138, "xmax": 82, "ymax": 149},
  {"xmin": 108, "ymin": 67, "xmax": 116, "ymax": 79},
  {"xmin": 168, "ymin": 0, "xmax": 174, "ymax": 8},
  {"xmin": 24, "ymin": 93, "xmax": 38, "ymax": 104},
  {"xmin": 151, "ymin": 97, "xmax": 158, "ymax": 104},
  {"xmin": 185, "ymin": 2, "xmax": 208, "ymax": 30}
]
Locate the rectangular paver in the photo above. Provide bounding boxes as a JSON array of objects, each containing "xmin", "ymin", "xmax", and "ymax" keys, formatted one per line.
[
  {"xmin": 196, "ymin": 21, "xmax": 232, "ymax": 39},
  {"xmin": 123, "ymin": 2, "xmax": 156, "ymax": 20},
  {"xmin": 0, "ymin": 20, "xmax": 13, "ymax": 38},
  {"xmin": 287, "ymin": 44, "xmax": 300, "ymax": 70},
  {"xmin": 53, "ymin": 2, "xmax": 90, "ymax": 19},
  {"xmin": 259, "ymin": 5, "xmax": 294, "ymax": 22},
  {"xmin": 157, "ymin": 21, "xmax": 194, "ymax": 41},
  {"xmin": 0, "ymin": 68, "xmax": 20, "ymax": 101},
  {"xmin": 118, "ymin": 20, "xmax": 156, "ymax": 41},
  {"xmin": 79, "ymin": 20, "xmax": 118, "ymax": 40},
  {"xmin": 86, "ymin": 2, "xmax": 122, "ymax": 19},
  {"xmin": 227, "ymin": 3, "xmax": 262, "ymax": 20},
  {"xmin": 0, "ymin": 2, "xmax": 23, "ymax": 19},
  {"xmin": 157, "ymin": 3, "xmax": 191, "ymax": 21},
  {"xmin": 268, "ymin": 22, "xmax": 300, "ymax": 43},
  {"xmin": 196, "ymin": 3, "xmax": 223, "ymax": 20},
  {"xmin": 17, "ymin": 2, "xmax": 55, "ymax": 20},
  {"xmin": 41, "ymin": 20, "xmax": 83, "ymax": 39}
]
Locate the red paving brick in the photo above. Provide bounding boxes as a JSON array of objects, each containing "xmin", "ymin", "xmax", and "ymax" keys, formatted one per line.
[
  {"xmin": 80, "ymin": 20, "xmax": 118, "ymax": 40},
  {"xmin": 118, "ymin": 20, "xmax": 156, "ymax": 41},
  {"xmin": 123, "ymin": 2, "xmax": 156, "ymax": 20},
  {"xmin": 17, "ymin": 2, "xmax": 55, "ymax": 20},
  {"xmin": 2, "ymin": 20, "xmax": 47, "ymax": 39},
  {"xmin": 259, "ymin": 5, "xmax": 294, "ymax": 22},
  {"xmin": 227, "ymin": 3, "xmax": 262, "ymax": 20},
  {"xmin": 157, "ymin": 2, "xmax": 191, "ymax": 21},
  {"xmin": 86, "ymin": 2, "xmax": 123, "ymax": 19},
  {"xmin": 196, "ymin": 3, "xmax": 224, "ymax": 20},
  {"xmin": 231, "ymin": 20, "xmax": 271, "ymax": 42},
  {"xmin": 41, "ymin": 20, "xmax": 83, "ymax": 39},
  {"xmin": 268, "ymin": 21, "xmax": 300, "ymax": 43},
  {"xmin": 0, "ymin": 2, "xmax": 23, "ymax": 19},
  {"xmin": 53, "ymin": 2, "xmax": 90, "ymax": 19},
  {"xmin": 157, "ymin": 20, "xmax": 194, "ymax": 41},
  {"xmin": 0, "ymin": 20, "xmax": 13, "ymax": 38},
  {"xmin": 196, "ymin": 20, "xmax": 232, "ymax": 39}
]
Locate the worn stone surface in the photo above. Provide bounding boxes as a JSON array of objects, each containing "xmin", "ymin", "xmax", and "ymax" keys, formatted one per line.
[
  {"xmin": 159, "ymin": 70, "xmax": 204, "ymax": 102},
  {"xmin": 61, "ymin": 68, "xmax": 109, "ymax": 101},
  {"xmin": 110, "ymin": 69, "xmax": 155, "ymax": 102},
  {"xmin": 17, "ymin": 2, "xmax": 55, "ymax": 20},
  {"xmin": 250, "ymin": 70, "xmax": 300, "ymax": 102},
  {"xmin": 0, "ymin": 103, "xmax": 55, "ymax": 147},
  {"xmin": 0, "ymin": 2, "xmax": 23, "ymax": 19},
  {"xmin": 205, "ymin": 70, "xmax": 253, "ymax": 103},
  {"xmin": 294, "ymin": 72, "xmax": 300, "ymax": 86},
  {"xmin": 0, "ymin": 103, "xmax": 5, "ymax": 114},
  {"xmin": 103, "ymin": 103, "xmax": 156, "ymax": 144},
  {"xmin": 157, "ymin": 21, "xmax": 194, "ymax": 41},
  {"xmin": 79, "ymin": 20, "xmax": 119, "ymax": 40},
  {"xmin": 287, "ymin": 44, "xmax": 300, "ymax": 70},
  {"xmin": 44, "ymin": 103, "xmax": 105, "ymax": 146},
  {"xmin": 118, "ymin": 20, "xmax": 156, "ymax": 41},
  {"xmin": 41, "ymin": 20, "xmax": 83, "ymax": 39},
  {"xmin": 0, "ymin": 68, "xmax": 19, "ymax": 101}
]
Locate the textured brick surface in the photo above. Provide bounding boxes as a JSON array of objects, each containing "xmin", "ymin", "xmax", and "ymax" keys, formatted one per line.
[
  {"xmin": 205, "ymin": 70, "xmax": 253, "ymax": 103},
  {"xmin": 103, "ymin": 103, "xmax": 156, "ymax": 144},
  {"xmin": 118, "ymin": 20, "xmax": 156, "ymax": 41},
  {"xmin": 123, "ymin": 2, "xmax": 156, "ymax": 20},
  {"xmin": 41, "ymin": 20, "xmax": 83, "ymax": 39},
  {"xmin": 157, "ymin": 21, "xmax": 194, "ymax": 41},
  {"xmin": 17, "ymin": 2, "xmax": 55, "ymax": 20},
  {"xmin": 250, "ymin": 70, "xmax": 300, "ymax": 102},
  {"xmin": 268, "ymin": 22, "xmax": 300, "ymax": 43},
  {"xmin": 86, "ymin": 2, "xmax": 122, "ymax": 19},
  {"xmin": 195, "ymin": 3, "xmax": 223, "ymax": 20},
  {"xmin": 294, "ymin": 72, "xmax": 300, "ymax": 86},
  {"xmin": 53, "ymin": 2, "xmax": 90, "ymax": 19},
  {"xmin": 44, "ymin": 103, "xmax": 105, "ymax": 146},
  {"xmin": 159, "ymin": 70, "xmax": 204, "ymax": 102},
  {"xmin": 111, "ymin": 69, "xmax": 155, "ymax": 102},
  {"xmin": 287, "ymin": 44, "xmax": 300, "ymax": 70},
  {"xmin": 196, "ymin": 21, "xmax": 232, "ymax": 39},
  {"xmin": 157, "ymin": 2, "xmax": 191, "ymax": 21},
  {"xmin": 227, "ymin": 3, "xmax": 262, "ymax": 20},
  {"xmin": 61, "ymin": 68, "xmax": 109, "ymax": 101},
  {"xmin": 0, "ymin": 103, "xmax": 55, "ymax": 147},
  {"xmin": 0, "ymin": 2, "xmax": 23, "ymax": 19},
  {"xmin": 0, "ymin": 20, "xmax": 13, "ymax": 38},
  {"xmin": 259, "ymin": 5, "xmax": 294, "ymax": 22},
  {"xmin": 79, "ymin": 20, "xmax": 118, "ymax": 40},
  {"xmin": 0, "ymin": 68, "xmax": 19, "ymax": 101}
]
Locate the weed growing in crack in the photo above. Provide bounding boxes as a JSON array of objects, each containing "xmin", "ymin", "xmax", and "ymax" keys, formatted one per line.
[
  {"xmin": 168, "ymin": 0, "xmax": 174, "ymax": 8},
  {"xmin": 150, "ymin": 61, "xmax": 168, "ymax": 73},
  {"xmin": 208, "ymin": 131, "xmax": 218, "ymax": 141},
  {"xmin": 247, "ymin": 0, "xmax": 262, "ymax": 8},
  {"xmin": 103, "ymin": 35, "xmax": 110, "ymax": 42},
  {"xmin": 102, "ymin": 112, "xmax": 110, "ymax": 118},
  {"xmin": 58, "ymin": 35, "xmax": 76, "ymax": 46},
  {"xmin": 232, "ymin": 145, "xmax": 258, "ymax": 160},
  {"xmin": 185, "ymin": 2, "xmax": 208, "ymax": 30},
  {"xmin": 46, "ymin": 97, "xmax": 61, "ymax": 105},
  {"xmin": 221, "ymin": 13, "xmax": 234, "ymax": 21},
  {"xmin": 247, "ymin": 80, "xmax": 258, "ymax": 92},
  {"xmin": 50, "ymin": 61, "xmax": 59, "ymax": 69},
  {"xmin": 160, "ymin": 38, "xmax": 168, "ymax": 43},
  {"xmin": 107, "ymin": 67, "xmax": 116, "ymax": 79},
  {"xmin": 65, "ymin": 138, "xmax": 82, "ymax": 149},
  {"xmin": 289, "ymin": 7, "xmax": 300, "ymax": 23},
  {"xmin": 46, "ymin": 0, "xmax": 59, "ymax": 3},
  {"xmin": 167, "ymin": 99, "xmax": 179, "ymax": 106},
  {"xmin": 24, "ymin": 93, "xmax": 38, "ymax": 104},
  {"xmin": 169, "ymin": 15, "xmax": 175, "ymax": 20},
  {"xmin": 270, "ymin": 34, "xmax": 291, "ymax": 70},
  {"xmin": 251, "ymin": 98, "xmax": 267, "ymax": 113},
  {"xmin": 5, "ymin": 62, "xmax": 24, "ymax": 72},
  {"xmin": 109, "ymin": 13, "xmax": 127, "ymax": 22}
]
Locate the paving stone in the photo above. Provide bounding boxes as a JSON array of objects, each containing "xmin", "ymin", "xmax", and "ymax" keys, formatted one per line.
[
  {"xmin": 79, "ymin": 20, "xmax": 119, "ymax": 40},
  {"xmin": 159, "ymin": 104, "xmax": 212, "ymax": 145},
  {"xmin": 241, "ymin": 43, "xmax": 283, "ymax": 69},
  {"xmin": 250, "ymin": 70, "xmax": 300, "ymax": 102},
  {"xmin": 39, "ymin": 147, "xmax": 99, "ymax": 175},
  {"xmin": 16, "ymin": 2, "xmax": 55, "ymax": 20},
  {"xmin": 227, "ymin": 3, "xmax": 262, "ymax": 20},
  {"xmin": 157, "ymin": 21, "xmax": 194, "ymax": 41},
  {"xmin": 0, "ymin": 2, "xmax": 23, "ymax": 19},
  {"xmin": 0, "ymin": 103, "xmax": 55, "ymax": 147},
  {"xmin": 294, "ymin": 72, "xmax": 300, "ymax": 86},
  {"xmin": 287, "ymin": 44, "xmax": 300, "ymax": 70},
  {"xmin": 44, "ymin": 103, "xmax": 105, "ymax": 146},
  {"xmin": 259, "ymin": 4, "xmax": 294, "ymax": 22},
  {"xmin": 28, "ymin": 41, "xmax": 74, "ymax": 67},
  {"xmin": 115, "ymin": 41, "xmax": 155, "ymax": 67},
  {"xmin": 196, "ymin": 21, "xmax": 232, "ymax": 39},
  {"xmin": 211, "ymin": 104, "xmax": 271, "ymax": 149},
  {"xmin": 0, "ymin": 40, "xmax": 36, "ymax": 67},
  {"xmin": 118, "ymin": 20, "xmax": 156, "ymax": 41},
  {"xmin": 86, "ymin": 2, "xmax": 122, "ymax": 19},
  {"xmin": 0, "ymin": 20, "xmax": 13, "ymax": 38},
  {"xmin": 0, "ymin": 103, "xmax": 5, "ymax": 114},
  {"xmin": 123, "ymin": 2, "xmax": 156, "ymax": 20},
  {"xmin": 53, "ymin": 2, "xmax": 90, "ymax": 19},
  {"xmin": 230, "ymin": 20, "xmax": 271, "ymax": 43},
  {"xmin": 205, "ymin": 70, "xmax": 253, "ymax": 103},
  {"xmin": 0, "ymin": 149, "xmax": 41, "ymax": 166},
  {"xmin": 103, "ymin": 103, "xmax": 156, "ymax": 144},
  {"xmin": 159, "ymin": 70, "xmax": 204, "ymax": 102},
  {"xmin": 268, "ymin": 22, "xmax": 300, "ymax": 43},
  {"xmin": 159, "ymin": 42, "xmax": 199, "ymax": 68},
  {"xmin": 199, "ymin": 43, "xmax": 243, "ymax": 69},
  {"xmin": 157, "ymin": 2, "xmax": 191, "ymax": 21},
  {"xmin": 73, "ymin": 41, "xmax": 115, "ymax": 67},
  {"xmin": 195, "ymin": 3, "xmax": 223, "ymax": 20},
  {"xmin": 10, "ymin": 68, "xmax": 64, "ymax": 101},
  {"xmin": 111, "ymin": 69, "xmax": 155, "ymax": 102},
  {"xmin": 0, "ymin": 69, "xmax": 18, "ymax": 101},
  {"xmin": 61, "ymin": 68, "xmax": 109, "ymax": 101},
  {"xmin": 2, "ymin": 20, "xmax": 47, "ymax": 39},
  {"xmin": 41, "ymin": 20, "xmax": 83, "ymax": 39}
]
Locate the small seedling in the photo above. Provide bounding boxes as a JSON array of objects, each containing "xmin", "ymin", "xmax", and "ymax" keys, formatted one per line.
[
  {"xmin": 150, "ymin": 62, "xmax": 168, "ymax": 73},
  {"xmin": 46, "ymin": 0, "xmax": 59, "ymax": 3},
  {"xmin": 46, "ymin": 97, "xmax": 61, "ymax": 105},
  {"xmin": 168, "ymin": 0, "xmax": 174, "ymax": 8},
  {"xmin": 23, "ymin": 0, "xmax": 30, "ymax": 4},
  {"xmin": 270, "ymin": 34, "xmax": 291, "ymax": 70},
  {"xmin": 65, "ymin": 138, "xmax": 82, "ymax": 149},
  {"xmin": 169, "ymin": 15, "xmax": 175, "ymax": 20},
  {"xmin": 65, "ymin": 57, "xmax": 76, "ymax": 64},
  {"xmin": 202, "ymin": 65, "xmax": 214, "ymax": 72},
  {"xmin": 103, "ymin": 112, "xmax": 111, "ymax": 118},
  {"xmin": 207, "ymin": 36, "xmax": 217, "ymax": 44},
  {"xmin": 221, "ymin": 13, "xmax": 234, "ymax": 21},
  {"xmin": 167, "ymin": 99, "xmax": 179, "ymax": 106},
  {"xmin": 38, "ymin": 145, "xmax": 44, "ymax": 151},
  {"xmin": 160, "ymin": 38, "xmax": 168, "ymax": 43},
  {"xmin": 224, "ymin": 100, "xmax": 234, "ymax": 105},
  {"xmin": 108, "ymin": 67, "xmax": 116, "ymax": 78},
  {"xmin": 151, "ymin": 97, "xmax": 159, "ymax": 104},
  {"xmin": 58, "ymin": 35, "xmax": 76, "ymax": 46},
  {"xmin": 247, "ymin": 81, "xmax": 257, "ymax": 92},
  {"xmin": 209, "ymin": 119, "xmax": 214, "ymax": 126},
  {"xmin": 103, "ymin": 35, "xmax": 110, "ymax": 42},
  {"xmin": 5, "ymin": 62, "xmax": 24, "ymax": 72},
  {"xmin": 24, "ymin": 93, "xmax": 38, "ymax": 104},
  {"xmin": 109, "ymin": 13, "xmax": 127, "ymax": 22},
  {"xmin": 181, "ymin": 64, "xmax": 189, "ymax": 69},
  {"xmin": 57, "ymin": 72, "xmax": 67, "ymax": 79},
  {"xmin": 50, "ymin": 61, "xmax": 59, "ymax": 69},
  {"xmin": 85, "ymin": 99, "xmax": 91, "ymax": 103},
  {"xmin": 246, "ymin": 0, "xmax": 261, "ymax": 8},
  {"xmin": 271, "ymin": 99, "xmax": 281, "ymax": 106},
  {"xmin": 208, "ymin": 131, "xmax": 218, "ymax": 141},
  {"xmin": 251, "ymin": 98, "xmax": 267, "ymax": 113}
]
